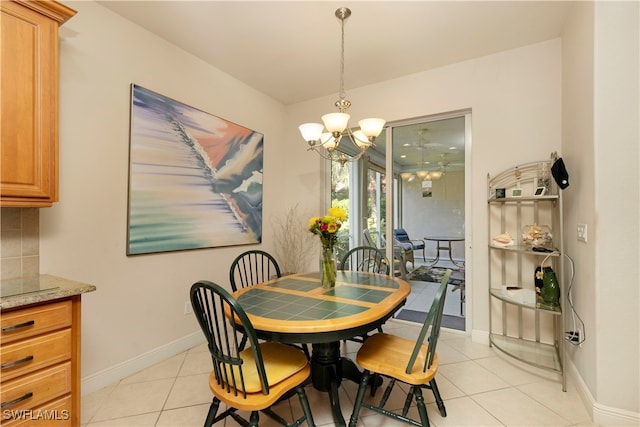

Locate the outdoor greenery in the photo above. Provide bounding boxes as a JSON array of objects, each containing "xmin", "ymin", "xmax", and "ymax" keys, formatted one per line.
[{"xmin": 331, "ymin": 160, "xmax": 388, "ymax": 260}]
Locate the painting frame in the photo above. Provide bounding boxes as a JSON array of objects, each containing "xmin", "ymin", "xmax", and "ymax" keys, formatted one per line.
[{"xmin": 126, "ymin": 84, "xmax": 263, "ymax": 256}]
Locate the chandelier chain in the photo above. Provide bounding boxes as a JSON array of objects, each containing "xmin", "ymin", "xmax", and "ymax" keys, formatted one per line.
[{"xmin": 339, "ymin": 13, "xmax": 345, "ymax": 102}]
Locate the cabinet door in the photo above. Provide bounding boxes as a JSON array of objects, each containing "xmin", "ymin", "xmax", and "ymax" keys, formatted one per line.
[{"xmin": 1, "ymin": 1, "xmax": 59, "ymax": 206}]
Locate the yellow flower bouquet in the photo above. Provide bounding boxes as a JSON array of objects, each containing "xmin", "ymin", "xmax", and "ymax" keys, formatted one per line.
[{"xmin": 309, "ymin": 207, "xmax": 347, "ymax": 288}]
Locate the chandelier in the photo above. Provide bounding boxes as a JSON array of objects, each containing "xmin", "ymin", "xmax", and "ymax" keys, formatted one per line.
[{"xmin": 298, "ymin": 7, "xmax": 385, "ymax": 165}]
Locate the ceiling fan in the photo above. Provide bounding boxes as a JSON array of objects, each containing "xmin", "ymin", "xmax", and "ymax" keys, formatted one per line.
[
  {"xmin": 435, "ymin": 153, "xmax": 464, "ymax": 174},
  {"xmin": 415, "ymin": 128, "xmax": 449, "ymax": 153}
]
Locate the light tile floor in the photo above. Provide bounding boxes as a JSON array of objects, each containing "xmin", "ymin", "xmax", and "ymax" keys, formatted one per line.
[{"xmin": 81, "ymin": 320, "xmax": 595, "ymax": 427}]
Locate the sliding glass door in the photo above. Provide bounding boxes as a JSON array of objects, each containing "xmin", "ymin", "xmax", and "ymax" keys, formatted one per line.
[{"xmin": 329, "ymin": 110, "xmax": 471, "ymax": 323}]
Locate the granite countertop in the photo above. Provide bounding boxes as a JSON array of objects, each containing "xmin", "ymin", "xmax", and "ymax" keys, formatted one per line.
[{"xmin": 0, "ymin": 274, "xmax": 96, "ymax": 310}]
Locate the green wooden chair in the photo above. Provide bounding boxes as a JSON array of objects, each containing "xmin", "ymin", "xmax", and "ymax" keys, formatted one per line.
[
  {"xmin": 339, "ymin": 245, "xmax": 390, "ymax": 275},
  {"xmin": 229, "ymin": 250, "xmax": 281, "ymax": 292},
  {"xmin": 349, "ymin": 269, "xmax": 452, "ymax": 427},
  {"xmin": 190, "ymin": 280, "xmax": 316, "ymax": 427},
  {"xmin": 229, "ymin": 250, "xmax": 310, "ymax": 358}
]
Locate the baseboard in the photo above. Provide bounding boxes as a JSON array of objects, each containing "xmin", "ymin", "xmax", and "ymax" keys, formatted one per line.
[
  {"xmin": 567, "ymin": 358, "xmax": 640, "ymax": 426},
  {"xmin": 81, "ymin": 331, "xmax": 205, "ymax": 396}
]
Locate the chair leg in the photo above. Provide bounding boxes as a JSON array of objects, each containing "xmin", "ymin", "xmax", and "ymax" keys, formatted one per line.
[
  {"xmin": 413, "ymin": 387, "xmax": 431, "ymax": 427},
  {"xmin": 303, "ymin": 344, "xmax": 311, "ymax": 360},
  {"xmin": 296, "ymin": 386, "xmax": 316, "ymax": 427},
  {"xmin": 378, "ymin": 378, "xmax": 396, "ymax": 408},
  {"xmin": 369, "ymin": 373, "xmax": 383, "ymax": 397},
  {"xmin": 430, "ymin": 378, "xmax": 447, "ymax": 417},
  {"xmin": 349, "ymin": 370, "xmax": 371, "ymax": 427},
  {"xmin": 204, "ymin": 398, "xmax": 219, "ymax": 427},
  {"xmin": 402, "ymin": 386, "xmax": 413, "ymax": 416},
  {"xmin": 239, "ymin": 334, "xmax": 248, "ymax": 351},
  {"xmin": 249, "ymin": 410, "xmax": 259, "ymax": 427}
]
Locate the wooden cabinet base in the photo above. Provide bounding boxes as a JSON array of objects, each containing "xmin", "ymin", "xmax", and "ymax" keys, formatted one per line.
[{"xmin": 1, "ymin": 296, "xmax": 82, "ymax": 426}]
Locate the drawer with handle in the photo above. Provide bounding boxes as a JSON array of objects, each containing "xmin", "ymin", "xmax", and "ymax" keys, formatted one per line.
[
  {"xmin": 1, "ymin": 329, "xmax": 71, "ymax": 382},
  {"xmin": 0, "ymin": 362, "xmax": 71, "ymax": 413},
  {"xmin": 1, "ymin": 394, "xmax": 72, "ymax": 427},
  {"xmin": 1, "ymin": 301, "xmax": 72, "ymax": 344}
]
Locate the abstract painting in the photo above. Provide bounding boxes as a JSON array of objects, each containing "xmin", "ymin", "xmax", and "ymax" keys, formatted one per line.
[{"xmin": 127, "ymin": 84, "xmax": 263, "ymax": 255}]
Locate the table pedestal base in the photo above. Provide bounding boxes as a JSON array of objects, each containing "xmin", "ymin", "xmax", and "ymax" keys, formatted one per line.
[{"xmin": 311, "ymin": 342, "xmax": 363, "ymax": 427}]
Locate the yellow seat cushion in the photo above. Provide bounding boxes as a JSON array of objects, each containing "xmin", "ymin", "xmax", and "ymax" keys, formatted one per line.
[
  {"xmin": 222, "ymin": 342, "xmax": 308, "ymax": 393},
  {"xmin": 356, "ymin": 333, "xmax": 438, "ymax": 385}
]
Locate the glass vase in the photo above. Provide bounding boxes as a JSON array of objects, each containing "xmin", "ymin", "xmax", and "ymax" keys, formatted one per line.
[
  {"xmin": 320, "ymin": 245, "xmax": 337, "ymax": 289},
  {"xmin": 541, "ymin": 266, "xmax": 560, "ymax": 308}
]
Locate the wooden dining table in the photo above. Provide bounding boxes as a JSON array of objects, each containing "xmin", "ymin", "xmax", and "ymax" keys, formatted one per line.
[{"xmin": 231, "ymin": 270, "xmax": 411, "ymax": 427}]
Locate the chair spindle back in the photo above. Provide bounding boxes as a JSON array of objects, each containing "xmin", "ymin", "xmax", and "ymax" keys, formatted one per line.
[
  {"xmin": 339, "ymin": 246, "xmax": 390, "ymax": 274},
  {"xmin": 229, "ymin": 250, "xmax": 281, "ymax": 292},
  {"xmin": 406, "ymin": 269, "xmax": 452, "ymax": 374},
  {"xmin": 190, "ymin": 280, "xmax": 269, "ymax": 397}
]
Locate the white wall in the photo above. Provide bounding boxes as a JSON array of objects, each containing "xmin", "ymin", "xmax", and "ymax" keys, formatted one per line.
[
  {"xmin": 593, "ymin": 1, "xmax": 639, "ymax": 421},
  {"xmin": 287, "ymin": 39, "xmax": 562, "ymax": 338},
  {"xmin": 402, "ymin": 171, "xmax": 465, "ymax": 261},
  {"xmin": 562, "ymin": 2, "xmax": 639, "ymax": 423},
  {"xmin": 40, "ymin": 1, "xmax": 289, "ymax": 393},
  {"xmin": 561, "ymin": 0, "xmax": 598, "ymax": 412}
]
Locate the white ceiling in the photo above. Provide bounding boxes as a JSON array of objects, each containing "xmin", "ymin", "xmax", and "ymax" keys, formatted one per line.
[{"xmin": 98, "ymin": 1, "xmax": 573, "ymax": 106}]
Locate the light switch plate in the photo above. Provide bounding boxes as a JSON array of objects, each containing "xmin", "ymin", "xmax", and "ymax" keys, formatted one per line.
[{"xmin": 577, "ymin": 224, "xmax": 587, "ymax": 242}]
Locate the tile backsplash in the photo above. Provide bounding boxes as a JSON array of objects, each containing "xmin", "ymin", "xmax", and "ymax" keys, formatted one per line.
[{"xmin": 1, "ymin": 208, "xmax": 39, "ymax": 280}]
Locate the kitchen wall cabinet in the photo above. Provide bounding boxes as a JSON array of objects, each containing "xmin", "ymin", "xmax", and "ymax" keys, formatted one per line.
[{"xmin": 0, "ymin": 1, "xmax": 76, "ymax": 207}]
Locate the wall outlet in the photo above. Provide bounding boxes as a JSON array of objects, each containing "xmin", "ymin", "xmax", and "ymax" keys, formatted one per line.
[
  {"xmin": 577, "ymin": 224, "xmax": 587, "ymax": 242},
  {"xmin": 184, "ymin": 301, "xmax": 192, "ymax": 315}
]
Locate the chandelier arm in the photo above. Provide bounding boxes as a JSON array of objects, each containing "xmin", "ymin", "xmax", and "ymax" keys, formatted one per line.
[{"xmin": 309, "ymin": 144, "xmax": 365, "ymax": 164}]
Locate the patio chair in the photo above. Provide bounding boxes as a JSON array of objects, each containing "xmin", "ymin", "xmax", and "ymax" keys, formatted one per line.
[
  {"xmin": 393, "ymin": 228, "xmax": 426, "ymax": 262},
  {"xmin": 363, "ymin": 229, "xmax": 411, "ymax": 278},
  {"xmin": 349, "ymin": 269, "xmax": 452, "ymax": 427},
  {"xmin": 190, "ymin": 280, "xmax": 316, "ymax": 427}
]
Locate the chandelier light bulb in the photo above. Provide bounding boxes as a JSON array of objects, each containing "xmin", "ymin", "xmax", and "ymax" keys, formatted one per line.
[
  {"xmin": 322, "ymin": 112, "xmax": 350, "ymax": 134},
  {"xmin": 322, "ymin": 133, "xmax": 338, "ymax": 151},
  {"xmin": 352, "ymin": 130, "xmax": 371, "ymax": 149},
  {"xmin": 400, "ymin": 172, "xmax": 413, "ymax": 180},
  {"xmin": 358, "ymin": 118, "xmax": 386, "ymax": 138},
  {"xmin": 299, "ymin": 123, "xmax": 324, "ymax": 143}
]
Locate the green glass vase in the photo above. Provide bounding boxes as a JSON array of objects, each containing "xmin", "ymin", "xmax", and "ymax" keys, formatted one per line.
[
  {"xmin": 320, "ymin": 245, "xmax": 336, "ymax": 289},
  {"xmin": 541, "ymin": 267, "xmax": 560, "ymax": 308}
]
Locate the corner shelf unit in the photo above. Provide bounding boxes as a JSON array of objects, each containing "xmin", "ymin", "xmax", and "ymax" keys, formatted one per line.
[{"xmin": 487, "ymin": 157, "xmax": 566, "ymax": 391}]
